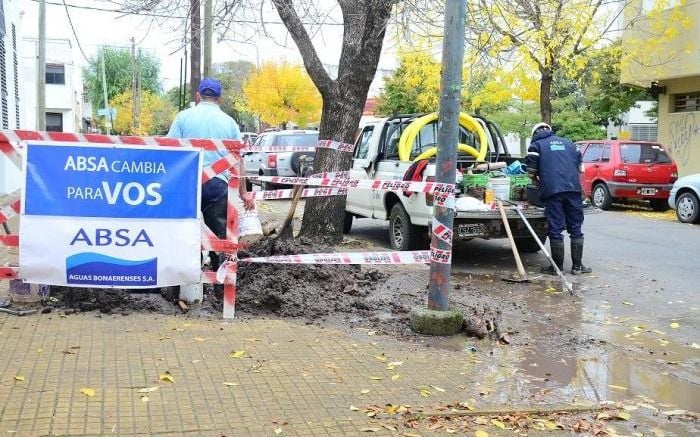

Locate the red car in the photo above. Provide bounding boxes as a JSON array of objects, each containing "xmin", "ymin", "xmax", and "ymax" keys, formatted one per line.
[{"xmin": 576, "ymin": 140, "xmax": 678, "ymax": 211}]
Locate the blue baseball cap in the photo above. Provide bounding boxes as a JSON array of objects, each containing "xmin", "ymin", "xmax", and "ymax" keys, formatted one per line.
[{"xmin": 198, "ymin": 77, "xmax": 222, "ymax": 97}]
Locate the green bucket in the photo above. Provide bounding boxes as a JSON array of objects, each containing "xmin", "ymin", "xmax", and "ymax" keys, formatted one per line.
[
  {"xmin": 463, "ymin": 173, "xmax": 489, "ymax": 201},
  {"xmin": 509, "ymin": 175, "xmax": 532, "ymax": 201}
]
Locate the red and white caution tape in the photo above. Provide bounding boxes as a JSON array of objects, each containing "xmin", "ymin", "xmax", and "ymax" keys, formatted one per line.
[
  {"xmin": 309, "ymin": 170, "xmax": 351, "ymax": 179},
  {"xmin": 316, "ymin": 140, "xmax": 355, "ymax": 153},
  {"xmin": 432, "ymin": 221, "xmax": 453, "ymax": 245},
  {"xmin": 241, "ymin": 145, "xmax": 316, "ymax": 153},
  {"xmin": 0, "ymin": 140, "xmax": 22, "ymax": 168},
  {"xmin": 202, "ymin": 153, "xmax": 240, "ymax": 183},
  {"xmin": 239, "ymin": 250, "xmax": 431, "ymax": 265},
  {"xmin": 0, "ymin": 191, "xmax": 21, "ymax": 225},
  {"xmin": 0, "ymin": 130, "xmax": 246, "ymax": 154},
  {"xmin": 0, "ymin": 266, "xmax": 19, "ymax": 279},
  {"xmin": 216, "ymin": 260, "xmax": 238, "ymax": 285},
  {"xmin": 251, "ymin": 187, "xmax": 348, "ymax": 200},
  {"xmin": 430, "ymin": 248, "xmax": 452, "ymax": 264},
  {"xmin": 248, "ymin": 175, "xmax": 454, "ymax": 194},
  {"xmin": 0, "ymin": 235, "xmax": 18, "ymax": 247}
]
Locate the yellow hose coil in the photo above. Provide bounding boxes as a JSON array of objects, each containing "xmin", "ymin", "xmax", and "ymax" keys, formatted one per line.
[{"xmin": 397, "ymin": 112, "xmax": 488, "ymax": 162}]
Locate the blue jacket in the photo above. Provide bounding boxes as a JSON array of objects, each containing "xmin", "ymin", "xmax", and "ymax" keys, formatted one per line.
[{"xmin": 525, "ymin": 130, "xmax": 582, "ymax": 199}]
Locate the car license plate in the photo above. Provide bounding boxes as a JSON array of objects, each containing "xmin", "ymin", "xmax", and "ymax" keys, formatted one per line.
[
  {"xmin": 457, "ymin": 223, "xmax": 487, "ymax": 238},
  {"xmin": 639, "ymin": 188, "xmax": 657, "ymax": 196}
]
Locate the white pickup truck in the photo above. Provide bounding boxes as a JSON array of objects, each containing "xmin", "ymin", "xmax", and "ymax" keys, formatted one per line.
[{"xmin": 343, "ymin": 114, "xmax": 549, "ymax": 252}]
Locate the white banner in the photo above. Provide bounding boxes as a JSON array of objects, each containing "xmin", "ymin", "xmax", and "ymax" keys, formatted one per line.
[{"xmin": 20, "ymin": 142, "xmax": 202, "ymax": 288}]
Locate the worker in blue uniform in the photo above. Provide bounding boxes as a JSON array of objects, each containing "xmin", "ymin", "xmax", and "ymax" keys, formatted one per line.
[{"xmin": 525, "ymin": 122, "xmax": 592, "ymax": 275}]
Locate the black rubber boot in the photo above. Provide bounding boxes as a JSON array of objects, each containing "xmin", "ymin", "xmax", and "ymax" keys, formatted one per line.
[
  {"xmin": 541, "ymin": 239, "xmax": 565, "ymax": 275},
  {"xmin": 570, "ymin": 237, "xmax": 592, "ymax": 275}
]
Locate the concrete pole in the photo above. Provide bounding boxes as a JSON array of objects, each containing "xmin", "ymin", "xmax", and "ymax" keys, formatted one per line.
[
  {"xmin": 190, "ymin": 0, "xmax": 201, "ymax": 101},
  {"xmin": 36, "ymin": 0, "xmax": 46, "ymax": 130},
  {"xmin": 427, "ymin": 0, "xmax": 466, "ymax": 311},
  {"xmin": 100, "ymin": 50, "xmax": 111, "ymax": 135},
  {"xmin": 203, "ymin": 0, "xmax": 213, "ymax": 77}
]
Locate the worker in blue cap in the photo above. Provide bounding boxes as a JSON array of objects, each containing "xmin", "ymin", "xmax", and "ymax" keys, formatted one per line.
[{"xmin": 168, "ymin": 78, "xmax": 255, "ymax": 269}]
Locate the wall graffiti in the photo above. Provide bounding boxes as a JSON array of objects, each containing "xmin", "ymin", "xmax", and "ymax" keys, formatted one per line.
[{"xmin": 669, "ymin": 113, "xmax": 699, "ymax": 166}]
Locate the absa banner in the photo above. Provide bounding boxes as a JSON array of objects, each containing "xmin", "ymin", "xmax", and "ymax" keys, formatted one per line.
[{"xmin": 20, "ymin": 142, "xmax": 202, "ymax": 288}]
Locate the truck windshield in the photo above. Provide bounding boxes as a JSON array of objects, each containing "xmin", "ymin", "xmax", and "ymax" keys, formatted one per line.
[
  {"xmin": 276, "ymin": 134, "xmax": 319, "ymax": 147},
  {"xmin": 620, "ymin": 143, "xmax": 672, "ymax": 164}
]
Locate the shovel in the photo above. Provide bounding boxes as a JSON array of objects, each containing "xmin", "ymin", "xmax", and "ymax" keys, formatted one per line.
[
  {"xmin": 496, "ymin": 199, "xmax": 528, "ymax": 283},
  {"xmin": 506, "ymin": 202, "xmax": 574, "ymax": 295}
]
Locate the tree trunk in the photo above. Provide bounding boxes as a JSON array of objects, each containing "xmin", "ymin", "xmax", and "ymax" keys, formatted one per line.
[
  {"xmin": 190, "ymin": 0, "xmax": 201, "ymax": 101},
  {"xmin": 539, "ymin": 69, "xmax": 553, "ymax": 125},
  {"xmin": 272, "ymin": 0, "xmax": 395, "ymax": 243},
  {"xmin": 299, "ymin": 87, "xmax": 364, "ymax": 242}
]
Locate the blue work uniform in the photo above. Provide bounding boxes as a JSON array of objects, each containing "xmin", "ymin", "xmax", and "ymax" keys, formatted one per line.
[
  {"xmin": 525, "ymin": 130, "xmax": 584, "ymax": 241},
  {"xmin": 167, "ymin": 102, "xmax": 241, "ymax": 239}
]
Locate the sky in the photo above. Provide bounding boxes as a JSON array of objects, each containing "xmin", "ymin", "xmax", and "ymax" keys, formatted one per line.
[{"xmin": 21, "ymin": 0, "xmax": 401, "ymax": 91}]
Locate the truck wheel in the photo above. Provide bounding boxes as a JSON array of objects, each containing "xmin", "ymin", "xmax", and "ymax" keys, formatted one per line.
[
  {"xmin": 514, "ymin": 234, "xmax": 545, "ymax": 253},
  {"xmin": 649, "ymin": 199, "xmax": 670, "ymax": 212},
  {"xmin": 263, "ymin": 181, "xmax": 277, "ymax": 192},
  {"xmin": 389, "ymin": 203, "xmax": 426, "ymax": 250},
  {"xmin": 343, "ymin": 212, "xmax": 353, "ymax": 234},
  {"xmin": 591, "ymin": 183, "xmax": 612, "ymax": 210}
]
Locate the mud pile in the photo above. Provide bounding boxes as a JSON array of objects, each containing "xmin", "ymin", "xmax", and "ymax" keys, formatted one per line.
[
  {"xmin": 236, "ymin": 237, "xmax": 387, "ymax": 319},
  {"xmin": 48, "ymin": 286, "xmax": 173, "ymax": 315}
]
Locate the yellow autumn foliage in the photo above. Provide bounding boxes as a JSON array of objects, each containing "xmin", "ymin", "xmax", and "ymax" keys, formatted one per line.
[
  {"xmin": 111, "ymin": 90, "xmax": 176, "ymax": 136},
  {"xmin": 243, "ymin": 62, "xmax": 321, "ymax": 128}
]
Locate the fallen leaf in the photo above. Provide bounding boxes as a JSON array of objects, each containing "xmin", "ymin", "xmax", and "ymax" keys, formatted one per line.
[
  {"xmin": 230, "ymin": 350, "xmax": 247, "ymax": 359},
  {"xmin": 622, "ymin": 405, "xmax": 639, "ymax": 411},
  {"xmin": 445, "ymin": 429, "xmax": 457, "ymax": 434},
  {"xmin": 403, "ymin": 433, "xmax": 422, "ymax": 437},
  {"xmin": 137, "ymin": 386, "xmax": 159, "ymax": 393},
  {"xmin": 183, "ymin": 323, "xmax": 191, "ymax": 328},
  {"xmin": 608, "ymin": 384, "xmax": 628, "ymax": 390},
  {"xmin": 391, "ymin": 374, "xmax": 400, "ymax": 381},
  {"xmin": 360, "ymin": 389, "xmax": 370, "ymax": 394},
  {"xmin": 637, "ymin": 402, "xmax": 658, "ymax": 411},
  {"xmin": 13, "ymin": 375, "xmax": 24, "ymax": 382},
  {"xmin": 670, "ymin": 322, "xmax": 680, "ymax": 329},
  {"xmin": 419, "ymin": 388, "xmax": 431, "ymax": 397},
  {"xmin": 622, "ymin": 301, "xmax": 634, "ymax": 306},
  {"xmin": 373, "ymin": 355, "xmax": 387, "ymax": 363},
  {"xmin": 349, "ymin": 405, "xmax": 359, "ymax": 411},
  {"xmin": 381, "ymin": 424, "xmax": 397, "ymax": 431},
  {"xmin": 159, "ymin": 335, "xmax": 171, "ymax": 341},
  {"xmin": 80, "ymin": 388, "xmax": 96, "ymax": 397},
  {"xmin": 140, "ymin": 395, "xmax": 149, "ymax": 402},
  {"xmin": 360, "ymin": 427, "xmax": 381, "ymax": 432},
  {"xmin": 545, "ymin": 287, "xmax": 558, "ymax": 293},
  {"xmin": 616, "ymin": 411, "xmax": 631, "ymax": 421},
  {"xmin": 194, "ymin": 337, "xmax": 205, "ymax": 342},
  {"xmin": 37, "ymin": 348, "xmax": 43, "ymax": 354},
  {"xmin": 387, "ymin": 361, "xmax": 403, "ymax": 367},
  {"xmin": 475, "ymin": 431, "xmax": 489, "ymax": 437},
  {"xmin": 367, "ymin": 330, "xmax": 377, "ymax": 336},
  {"xmin": 274, "ymin": 427, "xmax": 282, "ymax": 435},
  {"xmin": 369, "ymin": 376, "xmax": 383, "ymax": 380},
  {"xmin": 490, "ymin": 419, "xmax": 506, "ymax": 429},
  {"xmin": 662, "ymin": 409, "xmax": 687, "ymax": 416},
  {"xmin": 652, "ymin": 330, "xmax": 666, "ymax": 335},
  {"xmin": 159, "ymin": 373, "xmax": 175, "ymax": 383},
  {"xmin": 692, "ymin": 343, "xmax": 699, "ymax": 349},
  {"xmin": 223, "ymin": 382, "xmax": 238, "ymax": 387},
  {"xmin": 430, "ymin": 385, "xmax": 446, "ymax": 393},
  {"xmin": 597, "ymin": 412, "xmax": 611, "ymax": 420}
]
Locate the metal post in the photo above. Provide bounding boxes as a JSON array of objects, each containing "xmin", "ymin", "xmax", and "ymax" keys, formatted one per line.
[
  {"xmin": 100, "ymin": 50, "xmax": 111, "ymax": 135},
  {"xmin": 190, "ymin": 0, "xmax": 201, "ymax": 101},
  {"xmin": 36, "ymin": 0, "xmax": 46, "ymax": 130},
  {"xmin": 178, "ymin": 58, "xmax": 184, "ymax": 111},
  {"xmin": 203, "ymin": 0, "xmax": 212, "ymax": 77},
  {"xmin": 427, "ymin": 0, "xmax": 466, "ymax": 311}
]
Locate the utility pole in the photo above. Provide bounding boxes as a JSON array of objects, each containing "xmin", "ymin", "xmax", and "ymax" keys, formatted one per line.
[
  {"xmin": 131, "ymin": 37, "xmax": 138, "ymax": 130},
  {"xmin": 203, "ymin": 0, "xmax": 212, "ymax": 77},
  {"xmin": 427, "ymin": 0, "xmax": 466, "ymax": 311},
  {"xmin": 178, "ymin": 58, "xmax": 184, "ymax": 111},
  {"xmin": 36, "ymin": 0, "xmax": 46, "ymax": 130},
  {"xmin": 100, "ymin": 50, "xmax": 111, "ymax": 135},
  {"xmin": 136, "ymin": 49, "xmax": 142, "ymax": 130},
  {"xmin": 190, "ymin": 0, "xmax": 201, "ymax": 101}
]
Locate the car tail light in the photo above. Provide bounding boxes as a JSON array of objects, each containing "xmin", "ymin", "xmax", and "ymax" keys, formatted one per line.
[
  {"xmin": 613, "ymin": 168, "xmax": 627, "ymax": 182},
  {"xmin": 267, "ymin": 154, "xmax": 277, "ymax": 168},
  {"xmin": 425, "ymin": 176, "xmax": 435, "ymax": 206},
  {"xmin": 671, "ymin": 171, "xmax": 678, "ymax": 183}
]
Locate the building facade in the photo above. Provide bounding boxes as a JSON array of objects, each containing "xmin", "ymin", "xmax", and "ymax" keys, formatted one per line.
[
  {"xmin": 22, "ymin": 37, "xmax": 82, "ymax": 133},
  {"xmin": 621, "ymin": 0, "xmax": 700, "ymax": 176},
  {"xmin": 0, "ymin": 0, "xmax": 23, "ymax": 194}
]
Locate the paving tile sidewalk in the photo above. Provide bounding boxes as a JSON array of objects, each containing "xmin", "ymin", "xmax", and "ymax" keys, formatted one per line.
[{"xmin": 0, "ymin": 312, "xmax": 551, "ymax": 436}]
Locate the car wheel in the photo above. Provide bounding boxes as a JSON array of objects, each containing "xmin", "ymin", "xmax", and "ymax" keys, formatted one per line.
[
  {"xmin": 343, "ymin": 212, "xmax": 353, "ymax": 234},
  {"xmin": 389, "ymin": 203, "xmax": 427, "ymax": 250},
  {"xmin": 675, "ymin": 192, "xmax": 700, "ymax": 224},
  {"xmin": 649, "ymin": 199, "xmax": 670, "ymax": 212},
  {"xmin": 591, "ymin": 183, "xmax": 612, "ymax": 210}
]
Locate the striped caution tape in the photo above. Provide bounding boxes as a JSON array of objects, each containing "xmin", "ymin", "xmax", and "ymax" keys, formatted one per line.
[
  {"xmin": 239, "ymin": 140, "xmax": 354, "ymax": 154},
  {"xmin": 251, "ymin": 187, "xmax": 348, "ymax": 200},
  {"xmin": 316, "ymin": 140, "xmax": 355, "ymax": 153},
  {"xmin": 239, "ymin": 250, "xmax": 431, "ymax": 265},
  {"xmin": 309, "ymin": 170, "xmax": 351, "ymax": 179},
  {"xmin": 0, "ymin": 191, "xmax": 21, "ymax": 225},
  {"xmin": 430, "ymin": 247, "xmax": 452, "ymax": 264},
  {"xmin": 247, "ymin": 175, "xmax": 454, "ymax": 194},
  {"xmin": 432, "ymin": 220, "xmax": 453, "ymax": 245}
]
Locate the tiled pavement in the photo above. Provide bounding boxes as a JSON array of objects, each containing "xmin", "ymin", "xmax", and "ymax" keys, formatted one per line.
[{"xmin": 0, "ymin": 312, "xmax": 528, "ymax": 437}]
